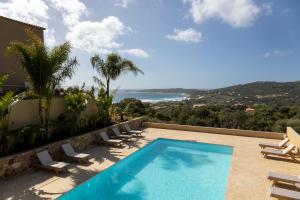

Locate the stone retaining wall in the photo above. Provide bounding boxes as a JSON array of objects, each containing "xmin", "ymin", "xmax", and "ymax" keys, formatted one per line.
[
  {"xmin": 145, "ymin": 122, "xmax": 284, "ymax": 139},
  {"xmin": 0, "ymin": 117, "xmax": 144, "ymax": 178}
]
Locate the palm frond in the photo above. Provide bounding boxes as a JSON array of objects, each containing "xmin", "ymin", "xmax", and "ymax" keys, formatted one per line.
[
  {"xmin": 119, "ymin": 59, "xmax": 144, "ymax": 75},
  {"xmin": 93, "ymin": 76, "xmax": 106, "ymax": 88},
  {"xmin": 91, "ymin": 55, "xmax": 107, "ymax": 77},
  {"xmin": 49, "ymin": 42, "xmax": 72, "ymax": 71},
  {"xmin": 53, "ymin": 57, "xmax": 78, "ymax": 88}
]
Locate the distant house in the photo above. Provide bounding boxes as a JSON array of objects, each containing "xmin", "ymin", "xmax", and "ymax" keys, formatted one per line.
[
  {"xmin": 233, "ymin": 103, "xmax": 243, "ymax": 107},
  {"xmin": 193, "ymin": 104, "xmax": 207, "ymax": 108},
  {"xmin": 0, "ymin": 16, "xmax": 45, "ymax": 92},
  {"xmin": 245, "ymin": 108, "xmax": 255, "ymax": 113}
]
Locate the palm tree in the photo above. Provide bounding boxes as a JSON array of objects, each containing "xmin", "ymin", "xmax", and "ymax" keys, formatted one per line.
[
  {"xmin": 0, "ymin": 74, "xmax": 24, "ymax": 152},
  {"xmin": 7, "ymin": 29, "xmax": 78, "ymax": 134},
  {"xmin": 90, "ymin": 53, "xmax": 143, "ymax": 98}
]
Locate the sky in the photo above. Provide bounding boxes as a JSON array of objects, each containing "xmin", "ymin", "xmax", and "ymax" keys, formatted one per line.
[{"xmin": 0, "ymin": 0, "xmax": 299, "ymax": 89}]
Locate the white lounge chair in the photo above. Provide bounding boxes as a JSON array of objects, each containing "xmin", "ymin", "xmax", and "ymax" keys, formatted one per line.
[
  {"xmin": 36, "ymin": 150, "xmax": 69, "ymax": 174},
  {"xmin": 112, "ymin": 127, "xmax": 133, "ymax": 141},
  {"xmin": 124, "ymin": 123, "xmax": 143, "ymax": 136},
  {"xmin": 259, "ymin": 138, "xmax": 289, "ymax": 149},
  {"xmin": 62, "ymin": 143, "xmax": 90, "ymax": 164},
  {"xmin": 99, "ymin": 131, "xmax": 123, "ymax": 146},
  {"xmin": 261, "ymin": 144, "xmax": 297, "ymax": 161},
  {"xmin": 268, "ymin": 171, "xmax": 300, "ymax": 186},
  {"xmin": 270, "ymin": 186, "xmax": 300, "ymax": 199}
]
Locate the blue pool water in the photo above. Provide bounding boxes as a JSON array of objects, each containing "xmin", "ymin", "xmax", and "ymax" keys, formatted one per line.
[{"xmin": 59, "ymin": 139, "xmax": 233, "ymax": 200}]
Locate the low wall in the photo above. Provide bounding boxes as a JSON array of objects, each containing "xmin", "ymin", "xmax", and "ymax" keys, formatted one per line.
[
  {"xmin": 9, "ymin": 97, "xmax": 98, "ymax": 130},
  {"xmin": 145, "ymin": 122, "xmax": 284, "ymax": 139},
  {"xmin": 287, "ymin": 127, "xmax": 300, "ymax": 148},
  {"xmin": 0, "ymin": 118, "xmax": 144, "ymax": 178}
]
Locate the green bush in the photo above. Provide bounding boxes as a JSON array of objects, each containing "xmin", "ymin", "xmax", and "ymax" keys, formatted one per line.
[{"xmin": 273, "ymin": 119, "xmax": 300, "ymax": 133}]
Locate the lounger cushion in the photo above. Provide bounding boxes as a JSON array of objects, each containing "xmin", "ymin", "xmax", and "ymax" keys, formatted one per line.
[
  {"xmin": 283, "ymin": 144, "xmax": 295, "ymax": 154},
  {"xmin": 261, "ymin": 144, "xmax": 295, "ymax": 155},
  {"xmin": 46, "ymin": 161, "xmax": 69, "ymax": 169},
  {"xmin": 129, "ymin": 130, "xmax": 143, "ymax": 134},
  {"xmin": 278, "ymin": 138, "xmax": 290, "ymax": 146},
  {"xmin": 118, "ymin": 134, "xmax": 132, "ymax": 138},
  {"xmin": 124, "ymin": 123, "xmax": 143, "ymax": 134},
  {"xmin": 261, "ymin": 148, "xmax": 284, "ymax": 155},
  {"xmin": 37, "ymin": 151, "xmax": 53, "ymax": 165},
  {"xmin": 100, "ymin": 132, "xmax": 110, "ymax": 141},
  {"xmin": 268, "ymin": 171, "xmax": 300, "ymax": 183},
  {"xmin": 270, "ymin": 186, "xmax": 300, "ymax": 199},
  {"xmin": 62, "ymin": 143, "xmax": 76, "ymax": 156},
  {"xmin": 259, "ymin": 138, "xmax": 289, "ymax": 148},
  {"xmin": 112, "ymin": 127, "xmax": 132, "ymax": 139},
  {"xmin": 36, "ymin": 150, "xmax": 69, "ymax": 172},
  {"xmin": 107, "ymin": 139, "xmax": 122, "ymax": 143},
  {"xmin": 69, "ymin": 153, "xmax": 90, "ymax": 159}
]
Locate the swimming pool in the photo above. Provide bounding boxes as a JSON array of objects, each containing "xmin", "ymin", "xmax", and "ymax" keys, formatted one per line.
[{"xmin": 59, "ymin": 138, "xmax": 233, "ymax": 200}]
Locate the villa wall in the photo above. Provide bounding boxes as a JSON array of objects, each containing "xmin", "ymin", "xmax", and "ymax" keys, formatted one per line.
[
  {"xmin": 0, "ymin": 117, "xmax": 144, "ymax": 178},
  {"xmin": 9, "ymin": 97, "xmax": 98, "ymax": 130},
  {"xmin": 144, "ymin": 122, "xmax": 284, "ymax": 139},
  {"xmin": 0, "ymin": 16, "xmax": 45, "ymax": 91}
]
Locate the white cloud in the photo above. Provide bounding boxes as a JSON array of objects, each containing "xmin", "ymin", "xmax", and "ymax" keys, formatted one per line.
[
  {"xmin": 0, "ymin": 0, "xmax": 145, "ymax": 55},
  {"xmin": 262, "ymin": 3, "xmax": 273, "ymax": 15},
  {"xmin": 114, "ymin": 0, "xmax": 132, "ymax": 8},
  {"xmin": 183, "ymin": 0, "xmax": 262, "ymax": 27},
  {"xmin": 264, "ymin": 49, "xmax": 290, "ymax": 58},
  {"xmin": 45, "ymin": 28, "xmax": 56, "ymax": 47},
  {"xmin": 120, "ymin": 49, "xmax": 149, "ymax": 58},
  {"xmin": 66, "ymin": 16, "xmax": 128, "ymax": 53},
  {"xmin": 49, "ymin": 0, "xmax": 88, "ymax": 27},
  {"xmin": 166, "ymin": 28, "xmax": 202, "ymax": 43},
  {"xmin": 0, "ymin": 0, "xmax": 49, "ymax": 27}
]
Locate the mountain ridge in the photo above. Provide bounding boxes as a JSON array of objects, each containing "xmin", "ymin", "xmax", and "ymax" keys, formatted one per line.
[{"xmin": 136, "ymin": 80, "xmax": 300, "ymax": 96}]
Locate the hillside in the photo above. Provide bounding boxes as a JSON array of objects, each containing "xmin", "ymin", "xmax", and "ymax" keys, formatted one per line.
[
  {"xmin": 209, "ymin": 81, "xmax": 300, "ymax": 96},
  {"xmin": 135, "ymin": 81, "xmax": 300, "ymax": 106},
  {"xmin": 190, "ymin": 81, "xmax": 300, "ymax": 106},
  {"xmin": 136, "ymin": 88, "xmax": 200, "ymax": 93}
]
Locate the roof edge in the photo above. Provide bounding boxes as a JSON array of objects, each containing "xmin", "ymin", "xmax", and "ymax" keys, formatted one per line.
[{"xmin": 0, "ymin": 16, "xmax": 46, "ymax": 30}]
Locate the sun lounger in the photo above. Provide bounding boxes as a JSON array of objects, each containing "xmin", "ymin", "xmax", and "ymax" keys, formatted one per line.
[
  {"xmin": 270, "ymin": 186, "xmax": 300, "ymax": 199},
  {"xmin": 268, "ymin": 171, "xmax": 300, "ymax": 186},
  {"xmin": 36, "ymin": 150, "xmax": 69, "ymax": 174},
  {"xmin": 261, "ymin": 144, "xmax": 297, "ymax": 161},
  {"xmin": 99, "ymin": 131, "xmax": 123, "ymax": 146},
  {"xmin": 112, "ymin": 127, "xmax": 133, "ymax": 141},
  {"xmin": 62, "ymin": 143, "xmax": 90, "ymax": 164},
  {"xmin": 259, "ymin": 138, "xmax": 289, "ymax": 149},
  {"xmin": 124, "ymin": 123, "xmax": 143, "ymax": 136}
]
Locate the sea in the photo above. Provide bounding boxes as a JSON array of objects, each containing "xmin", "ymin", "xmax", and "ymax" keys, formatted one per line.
[{"xmin": 113, "ymin": 90, "xmax": 189, "ymax": 103}]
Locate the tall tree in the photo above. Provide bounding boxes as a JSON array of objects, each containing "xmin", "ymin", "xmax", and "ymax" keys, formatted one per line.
[
  {"xmin": 90, "ymin": 53, "xmax": 143, "ymax": 98},
  {"xmin": 7, "ymin": 29, "xmax": 78, "ymax": 134}
]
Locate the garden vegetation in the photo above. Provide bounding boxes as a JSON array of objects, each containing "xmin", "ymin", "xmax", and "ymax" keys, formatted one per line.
[{"xmin": 0, "ymin": 30, "xmax": 143, "ymax": 157}]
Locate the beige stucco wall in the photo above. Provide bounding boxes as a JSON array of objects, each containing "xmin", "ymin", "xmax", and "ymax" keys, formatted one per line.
[
  {"xmin": 9, "ymin": 98, "xmax": 98, "ymax": 130},
  {"xmin": 287, "ymin": 127, "xmax": 300, "ymax": 148},
  {"xmin": 145, "ymin": 122, "xmax": 284, "ymax": 139}
]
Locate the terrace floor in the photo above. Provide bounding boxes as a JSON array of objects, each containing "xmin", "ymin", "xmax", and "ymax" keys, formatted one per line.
[{"xmin": 0, "ymin": 128, "xmax": 299, "ymax": 200}]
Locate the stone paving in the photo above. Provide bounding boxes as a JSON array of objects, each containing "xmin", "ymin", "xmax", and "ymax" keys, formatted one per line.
[{"xmin": 0, "ymin": 128, "xmax": 299, "ymax": 200}]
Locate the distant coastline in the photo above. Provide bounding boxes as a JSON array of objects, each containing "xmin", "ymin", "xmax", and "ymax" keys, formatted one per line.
[
  {"xmin": 113, "ymin": 90, "xmax": 189, "ymax": 103},
  {"xmin": 134, "ymin": 88, "xmax": 202, "ymax": 93}
]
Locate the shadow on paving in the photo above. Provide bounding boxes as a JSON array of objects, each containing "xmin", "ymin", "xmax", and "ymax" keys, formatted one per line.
[{"xmin": 0, "ymin": 139, "xmax": 148, "ymax": 200}]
